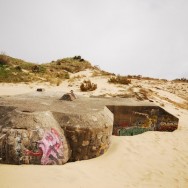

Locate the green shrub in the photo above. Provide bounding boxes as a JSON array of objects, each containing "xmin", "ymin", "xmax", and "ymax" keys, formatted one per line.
[{"xmin": 0, "ymin": 65, "xmax": 9, "ymax": 80}]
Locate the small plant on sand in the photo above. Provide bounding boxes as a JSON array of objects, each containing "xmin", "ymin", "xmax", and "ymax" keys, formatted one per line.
[
  {"xmin": 108, "ymin": 75, "xmax": 131, "ymax": 85},
  {"xmin": 56, "ymin": 79, "xmax": 62, "ymax": 86},
  {"xmin": 80, "ymin": 80, "xmax": 97, "ymax": 92}
]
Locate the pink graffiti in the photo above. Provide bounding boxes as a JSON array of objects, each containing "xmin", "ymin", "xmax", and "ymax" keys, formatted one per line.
[{"xmin": 25, "ymin": 128, "xmax": 63, "ymax": 165}]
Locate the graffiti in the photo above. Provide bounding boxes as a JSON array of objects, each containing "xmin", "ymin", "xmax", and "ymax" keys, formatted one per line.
[
  {"xmin": 119, "ymin": 122, "xmax": 129, "ymax": 127},
  {"xmin": 25, "ymin": 128, "xmax": 64, "ymax": 164},
  {"xmin": 119, "ymin": 127, "xmax": 153, "ymax": 136},
  {"xmin": 157, "ymin": 122, "xmax": 178, "ymax": 132},
  {"xmin": 112, "ymin": 106, "xmax": 178, "ymax": 136}
]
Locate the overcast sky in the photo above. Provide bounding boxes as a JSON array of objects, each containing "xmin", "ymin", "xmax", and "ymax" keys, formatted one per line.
[{"xmin": 0, "ymin": 0, "xmax": 188, "ymax": 79}]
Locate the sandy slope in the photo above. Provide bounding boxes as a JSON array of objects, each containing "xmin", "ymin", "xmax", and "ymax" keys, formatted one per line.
[{"xmin": 0, "ymin": 73, "xmax": 188, "ymax": 188}]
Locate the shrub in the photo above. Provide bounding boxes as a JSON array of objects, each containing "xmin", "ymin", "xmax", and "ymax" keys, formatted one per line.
[
  {"xmin": 0, "ymin": 55, "xmax": 9, "ymax": 65},
  {"xmin": 15, "ymin": 66, "xmax": 22, "ymax": 71},
  {"xmin": 64, "ymin": 72, "xmax": 70, "ymax": 79},
  {"xmin": 127, "ymin": 75, "xmax": 142, "ymax": 79},
  {"xmin": 73, "ymin": 56, "xmax": 81, "ymax": 60},
  {"xmin": 108, "ymin": 75, "xmax": 131, "ymax": 85},
  {"xmin": 49, "ymin": 57, "xmax": 92, "ymax": 73},
  {"xmin": 173, "ymin": 77, "xmax": 188, "ymax": 83},
  {"xmin": 32, "ymin": 65, "xmax": 46, "ymax": 73},
  {"xmin": 80, "ymin": 80, "xmax": 97, "ymax": 92}
]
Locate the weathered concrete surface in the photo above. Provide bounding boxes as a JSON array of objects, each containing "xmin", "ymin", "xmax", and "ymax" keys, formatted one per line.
[
  {"xmin": 0, "ymin": 108, "xmax": 71, "ymax": 164},
  {"xmin": 0, "ymin": 91, "xmax": 179, "ymax": 164},
  {"xmin": 53, "ymin": 107, "xmax": 113, "ymax": 161}
]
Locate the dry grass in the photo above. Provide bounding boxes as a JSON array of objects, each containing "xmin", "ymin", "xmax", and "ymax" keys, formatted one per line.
[
  {"xmin": 92, "ymin": 70, "xmax": 101, "ymax": 77},
  {"xmin": 108, "ymin": 75, "xmax": 131, "ymax": 85},
  {"xmin": 125, "ymin": 75, "xmax": 168, "ymax": 82},
  {"xmin": 92, "ymin": 70, "xmax": 115, "ymax": 77},
  {"xmin": 157, "ymin": 95, "xmax": 188, "ymax": 110},
  {"xmin": 56, "ymin": 79, "xmax": 62, "ymax": 86},
  {"xmin": 138, "ymin": 88, "xmax": 150, "ymax": 100},
  {"xmin": 68, "ymin": 75, "xmax": 86, "ymax": 84},
  {"xmin": 0, "ymin": 55, "xmax": 92, "ymax": 84},
  {"xmin": 112, "ymin": 87, "xmax": 154, "ymax": 101},
  {"xmin": 46, "ymin": 57, "xmax": 92, "ymax": 73},
  {"xmin": 80, "ymin": 80, "xmax": 97, "ymax": 92},
  {"xmin": 173, "ymin": 78, "xmax": 188, "ymax": 83}
]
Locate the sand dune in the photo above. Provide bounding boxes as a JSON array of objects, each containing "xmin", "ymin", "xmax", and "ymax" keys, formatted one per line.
[{"xmin": 0, "ymin": 75, "xmax": 188, "ymax": 188}]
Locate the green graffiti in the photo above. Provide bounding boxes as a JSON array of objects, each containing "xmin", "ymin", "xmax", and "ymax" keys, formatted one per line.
[{"xmin": 119, "ymin": 127, "xmax": 152, "ymax": 136}]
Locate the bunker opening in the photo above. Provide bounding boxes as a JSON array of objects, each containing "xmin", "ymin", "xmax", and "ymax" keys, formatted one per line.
[{"xmin": 106, "ymin": 105, "xmax": 179, "ymax": 136}]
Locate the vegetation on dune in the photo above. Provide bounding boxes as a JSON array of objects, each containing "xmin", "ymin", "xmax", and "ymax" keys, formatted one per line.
[
  {"xmin": 80, "ymin": 80, "xmax": 97, "ymax": 92},
  {"xmin": 173, "ymin": 78, "xmax": 188, "ymax": 83},
  {"xmin": 0, "ymin": 65, "xmax": 32, "ymax": 83},
  {"xmin": 0, "ymin": 54, "xmax": 46, "ymax": 83},
  {"xmin": 92, "ymin": 70, "xmax": 115, "ymax": 77},
  {"xmin": 0, "ymin": 54, "xmax": 176, "ymax": 85},
  {"xmin": 46, "ymin": 56, "xmax": 92, "ymax": 73},
  {"xmin": 0, "ymin": 54, "xmax": 93, "ymax": 84},
  {"xmin": 0, "ymin": 54, "xmax": 31, "ymax": 66},
  {"xmin": 108, "ymin": 75, "xmax": 131, "ymax": 85},
  {"xmin": 126, "ymin": 74, "xmax": 168, "ymax": 82}
]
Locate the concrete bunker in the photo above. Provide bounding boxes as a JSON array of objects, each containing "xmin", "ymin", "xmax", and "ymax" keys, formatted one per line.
[
  {"xmin": 106, "ymin": 105, "xmax": 179, "ymax": 136},
  {"xmin": 0, "ymin": 94, "xmax": 179, "ymax": 165},
  {"xmin": 0, "ymin": 106, "xmax": 113, "ymax": 165},
  {"xmin": 0, "ymin": 108, "xmax": 71, "ymax": 165}
]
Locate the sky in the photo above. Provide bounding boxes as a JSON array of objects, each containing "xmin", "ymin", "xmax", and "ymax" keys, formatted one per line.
[{"xmin": 0, "ymin": 0, "xmax": 188, "ymax": 79}]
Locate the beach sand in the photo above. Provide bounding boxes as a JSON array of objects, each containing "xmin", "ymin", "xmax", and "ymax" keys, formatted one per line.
[{"xmin": 0, "ymin": 75, "xmax": 188, "ymax": 188}]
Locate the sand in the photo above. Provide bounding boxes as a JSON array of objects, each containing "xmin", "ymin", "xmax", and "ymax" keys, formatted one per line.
[{"xmin": 0, "ymin": 74, "xmax": 188, "ymax": 188}]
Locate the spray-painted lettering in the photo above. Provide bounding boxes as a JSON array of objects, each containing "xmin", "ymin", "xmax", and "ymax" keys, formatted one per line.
[{"xmin": 25, "ymin": 128, "xmax": 63, "ymax": 164}]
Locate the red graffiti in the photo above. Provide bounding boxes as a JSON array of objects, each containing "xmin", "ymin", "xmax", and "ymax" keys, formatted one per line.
[
  {"xmin": 25, "ymin": 128, "xmax": 64, "ymax": 164},
  {"xmin": 119, "ymin": 122, "xmax": 129, "ymax": 127}
]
